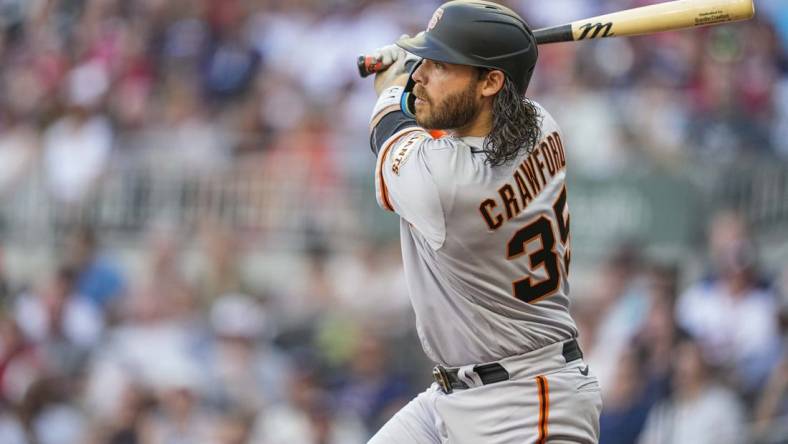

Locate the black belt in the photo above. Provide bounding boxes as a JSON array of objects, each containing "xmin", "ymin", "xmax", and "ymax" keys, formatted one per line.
[{"xmin": 432, "ymin": 339, "xmax": 583, "ymax": 394}]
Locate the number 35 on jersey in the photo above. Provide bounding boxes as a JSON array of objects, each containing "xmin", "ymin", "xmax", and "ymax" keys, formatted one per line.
[{"xmin": 478, "ymin": 131, "xmax": 571, "ymax": 304}]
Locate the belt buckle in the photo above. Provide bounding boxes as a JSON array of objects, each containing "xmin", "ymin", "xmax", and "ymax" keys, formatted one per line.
[{"xmin": 432, "ymin": 365, "xmax": 453, "ymax": 394}]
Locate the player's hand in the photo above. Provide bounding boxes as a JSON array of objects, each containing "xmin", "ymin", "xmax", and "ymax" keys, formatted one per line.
[
  {"xmin": 371, "ymin": 42, "xmax": 407, "ymax": 71},
  {"xmin": 373, "ymin": 35, "xmax": 414, "ymax": 95}
]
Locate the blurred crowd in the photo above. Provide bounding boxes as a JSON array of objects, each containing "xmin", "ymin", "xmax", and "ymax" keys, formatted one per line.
[
  {"xmin": 583, "ymin": 210, "xmax": 788, "ymax": 444},
  {"xmin": 0, "ymin": 0, "xmax": 786, "ymax": 443},
  {"xmin": 0, "ymin": 211, "xmax": 786, "ymax": 444},
  {"xmin": 0, "ymin": 221, "xmax": 423, "ymax": 444},
  {"xmin": 0, "ymin": 0, "xmax": 786, "ymax": 204}
]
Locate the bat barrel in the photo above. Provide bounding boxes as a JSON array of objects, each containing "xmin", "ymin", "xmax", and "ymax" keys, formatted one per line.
[{"xmin": 532, "ymin": 0, "xmax": 755, "ymax": 45}]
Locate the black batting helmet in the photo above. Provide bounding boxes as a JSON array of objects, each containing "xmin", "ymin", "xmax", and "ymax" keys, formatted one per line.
[{"xmin": 396, "ymin": 0, "xmax": 538, "ymax": 95}]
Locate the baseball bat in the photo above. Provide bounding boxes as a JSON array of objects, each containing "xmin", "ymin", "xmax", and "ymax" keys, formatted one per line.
[
  {"xmin": 534, "ymin": 0, "xmax": 754, "ymax": 44},
  {"xmin": 357, "ymin": 0, "xmax": 754, "ymax": 77}
]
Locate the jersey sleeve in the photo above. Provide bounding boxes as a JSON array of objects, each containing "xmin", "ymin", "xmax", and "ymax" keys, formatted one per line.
[{"xmin": 369, "ymin": 87, "xmax": 448, "ymax": 250}]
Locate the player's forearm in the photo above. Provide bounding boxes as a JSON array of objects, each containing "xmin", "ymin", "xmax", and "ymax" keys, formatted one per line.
[
  {"xmin": 374, "ymin": 71, "xmax": 409, "ymax": 96},
  {"xmin": 369, "ymin": 86, "xmax": 419, "ymax": 156},
  {"xmin": 370, "ymin": 111, "xmax": 419, "ymax": 157}
]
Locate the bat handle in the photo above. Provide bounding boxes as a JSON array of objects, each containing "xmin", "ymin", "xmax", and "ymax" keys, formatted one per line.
[
  {"xmin": 358, "ymin": 55, "xmax": 384, "ymax": 78},
  {"xmin": 533, "ymin": 24, "xmax": 574, "ymax": 44},
  {"xmin": 358, "ymin": 55, "xmax": 419, "ymax": 78}
]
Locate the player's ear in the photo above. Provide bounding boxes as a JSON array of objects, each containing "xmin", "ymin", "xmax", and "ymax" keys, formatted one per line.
[{"xmin": 479, "ymin": 70, "xmax": 505, "ymax": 98}]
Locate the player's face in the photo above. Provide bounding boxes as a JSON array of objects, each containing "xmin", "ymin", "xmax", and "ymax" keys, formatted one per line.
[{"xmin": 411, "ymin": 60, "xmax": 483, "ymax": 131}]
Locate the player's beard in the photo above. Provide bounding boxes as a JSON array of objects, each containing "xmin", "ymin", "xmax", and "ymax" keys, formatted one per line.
[{"xmin": 414, "ymin": 82, "xmax": 480, "ymax": 131}]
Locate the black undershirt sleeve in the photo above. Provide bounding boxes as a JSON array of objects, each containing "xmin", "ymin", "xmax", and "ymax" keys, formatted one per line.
[{"xmin": 370, "ymin": 111, "xmax": 419, "ymax": 157}]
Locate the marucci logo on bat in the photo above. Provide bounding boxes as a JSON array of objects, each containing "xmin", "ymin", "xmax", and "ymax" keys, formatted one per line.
[{"xmin": 577, "ymin": 22, "xmax": 614, "ymax": 40}]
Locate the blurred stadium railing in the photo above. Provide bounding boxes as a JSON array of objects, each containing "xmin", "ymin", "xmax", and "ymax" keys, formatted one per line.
[{"xmin": 0, "ymin": 150, "xmax": 785, "ymax": 263}]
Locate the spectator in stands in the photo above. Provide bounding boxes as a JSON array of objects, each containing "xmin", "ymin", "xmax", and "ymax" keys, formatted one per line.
[
  {"xmin": 599, "ymin": 348, "xmax": 663, "ymax": 444},
  {"xmin": 0, "ymin": 102, "xmax": 38, "ymax": 198},
  {"xmin": 62, "ymin": 227, "xmax": 125, "ymax": 316},
  {"xmin": 334, "ymin": 333, "xmax": 413, "ymax": 434},
  {"xmin": 752, "ymin": 266, "xmax": 788, "ymax": 443},
  {"xmin": 331, "ymin": 242, "xmax": 411, "ymax": 333},
  {"xmin": 250, "ymin": 368, "xmax": 366, "ymax": 444},
  {"xmin": 201, "ymin": 292, "xmax": 291, "ymax": 411},
  {"xmin": 145, "ymin": 358, "xmax": 214, "ymax": 444},
  {"xmin": 209, "ymin": 408, "xmax": 256, "ymax": 444},
  {"xmin": 84, "ymin": 383, "xmax": 154, "ymax": 444},
  {"xmin": 200, "ymin": 10, "xmax": 261, "ymax": 104},
  {"xmin": 638, "ymin": 334, "xmax": 746, "ymax": 444},
  {"xmin": 42, "ymin": 61, "xmax": 113, "ymax": 205},
  {"xmin": 14, "ymin": 267, "xmax": 103, "ymax": 371},
  {"xmin": 0, "ymin": 245, "xmax": 12, "ymax": 307},
  {"xmin": 753, "ymin": 354, "xmax": 788, "ymax": 443},
  {"xmin": 676, "ymin": 212, "xmax": 781, "ymax": 396},
  {"xmin": 19, "ymin": 377, "xmax": 88, "ymax": 444},
  {"xmin": 634, "ymin": 264, "xmax": 681, "ymax": 381},
  {"xmin": 0, "ymin": 314, "xmax": 42, "ymax": 407},
  {"xmin": 141, "ymin": 70, "xmax": 232, "ymax": 173},
  {"xmin": 80, "ymin": 271, "xmax": 205, "ymax": 425},
  {"xmin": 0, "ymin": 402, "xmax": 26, "ymax": 444},
  {"xmin": 685, "ymin": 26, "xmax": 776, "ymax": 159},
  {"xmin": 601, "ymin": 265, "xmax": 678, "ymax": 444},
  {"xmin": 194, "ymin": 225, "xmax": 248, "ymax": 308},
  {"xmin": 586, "ymin": 243, "xmax": 651, "ymax": 395}
]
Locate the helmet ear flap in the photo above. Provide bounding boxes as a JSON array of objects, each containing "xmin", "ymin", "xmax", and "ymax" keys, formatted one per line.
[{"xmin": 400, "ymin": 59, "xmax": 423, "ymax": 119}]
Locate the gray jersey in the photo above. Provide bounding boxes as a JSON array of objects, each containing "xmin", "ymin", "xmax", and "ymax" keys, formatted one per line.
[{"xmin": 371, "ymin": 91, "xmax": 577, "ymax": 367}]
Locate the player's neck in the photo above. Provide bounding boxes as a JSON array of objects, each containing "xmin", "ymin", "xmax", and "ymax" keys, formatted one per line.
[{"xmin": 451, "ymin": 105, "xmax": 493, "ymax": 138}]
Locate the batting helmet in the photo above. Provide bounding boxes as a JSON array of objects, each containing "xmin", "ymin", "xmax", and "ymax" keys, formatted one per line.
[{"xmin": 396, "ymin": 0, "xmax": 538, "ymax": 95}]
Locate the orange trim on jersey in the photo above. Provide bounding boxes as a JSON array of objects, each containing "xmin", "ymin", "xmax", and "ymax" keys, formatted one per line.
[
  {"xmin": 536, "ymin": 375, "xmax": 550, "ymax": 444},
  {"xmin": 375, "ymin": 127, "xmax": 423, "ymax": 211},
  {"xmin": 370, "ymin": 104, "xmax": 403, "ymax": 131}
]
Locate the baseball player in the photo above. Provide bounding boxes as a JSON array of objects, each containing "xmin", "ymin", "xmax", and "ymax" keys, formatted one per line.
[{"xmin": 366, "ymin": 1, "xmax": 602, "ymax": 443}]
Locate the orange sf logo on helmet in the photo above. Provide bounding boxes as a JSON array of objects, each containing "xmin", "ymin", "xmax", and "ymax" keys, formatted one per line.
[{"xmin": 427, "ymin": 8, "xmax": 444, "ymax": 32}]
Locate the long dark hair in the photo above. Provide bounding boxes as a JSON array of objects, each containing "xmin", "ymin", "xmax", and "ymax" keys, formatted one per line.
[{"xmin": 480, "ymin": 74, "xmax": 542, "ymax": 167}]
